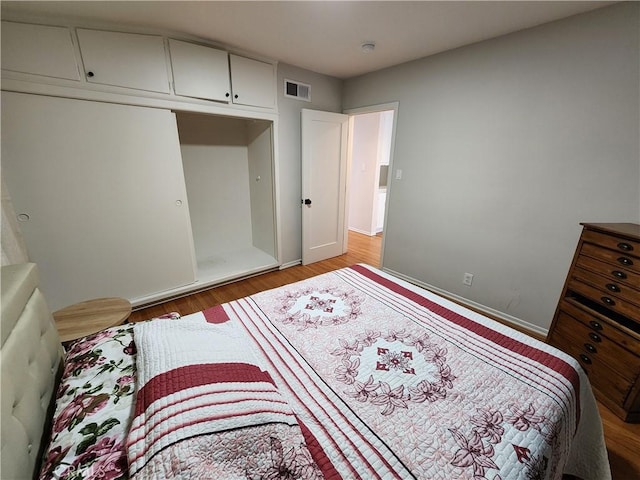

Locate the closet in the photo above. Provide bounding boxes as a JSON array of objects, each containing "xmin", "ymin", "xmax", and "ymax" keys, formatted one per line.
[
  {"xmin": 1, "ymin": 93, "xmax": 278, "ymax": 311},
  {"xmin": 1, "ymin": 20, "xmax": 280, "ymax": 311},
  {"xmin": 175, "ymin": 112, "xmax": 278, "ymax": 285},
  {"xmin": 1, "ymin": 92, "xmax": 197, "ymax": 311}
]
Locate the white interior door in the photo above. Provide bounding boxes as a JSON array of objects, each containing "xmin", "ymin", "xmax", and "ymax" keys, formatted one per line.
[{"xmin": 301, "ymin": 109, "xmax": 349, "ymax": 265}]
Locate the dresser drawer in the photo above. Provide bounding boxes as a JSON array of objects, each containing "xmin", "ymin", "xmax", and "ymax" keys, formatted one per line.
[
  {"xmin": 572, "ymin": 267, "xmax": 640, "ymax": 308},
  {"xmin": 550, "ymin": 328, "xmax": 635, "ymax": 408},
  {"xmin": 582, "ymin": 230, "xmax": 640, "ymax": 259},
  {"xmin": 575, "ymin": 254, "xmax": 640, "ymax": 290},
  {"xmin": 581, "ymin": 243, "xmax": 640, "ymax": 275},
  {"xmin": 559, "ymin": 299, "xmax": 640, "ymax": 355},
  {"xmin": 568, "ymin": 278, "xmax": 640, "ymax": 324},
  {"xmin": 551, "ymin": 310, "xmax": 640, "ymax": 382}
]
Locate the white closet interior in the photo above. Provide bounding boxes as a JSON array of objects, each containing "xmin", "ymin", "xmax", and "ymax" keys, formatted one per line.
[{"xmin": 175, "ymin": 112, "xmax": 278, "ymax": 286}]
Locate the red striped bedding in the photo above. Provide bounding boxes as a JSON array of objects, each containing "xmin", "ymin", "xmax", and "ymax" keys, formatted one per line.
[
  {"xmin": 127, "ymin": 317, "xmax": 323, "ymax": 479},
  {"xmin": 127, "ymin": 264, "xmax": 610, "ymax": 480}
]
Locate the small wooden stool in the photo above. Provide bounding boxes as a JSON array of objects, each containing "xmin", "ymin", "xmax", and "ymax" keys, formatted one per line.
[{"xmin": 53, "ymin": 297, "xmax": 132, "ymax": 342}]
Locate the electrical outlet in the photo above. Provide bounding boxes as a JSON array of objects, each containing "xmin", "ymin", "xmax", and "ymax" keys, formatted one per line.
[{"xmin": 463, "ymin": 273, "xmax": 474, "ymax": 286}]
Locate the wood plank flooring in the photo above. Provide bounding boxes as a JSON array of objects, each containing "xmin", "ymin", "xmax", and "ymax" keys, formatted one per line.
[{"xmin": 130, "ymin": 230, "xmax": 640, "ymax": 479}]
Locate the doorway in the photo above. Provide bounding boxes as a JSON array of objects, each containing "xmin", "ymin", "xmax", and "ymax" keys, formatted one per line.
[{"xmin": 345, "ymin": 103, "xmax": 398, "ymax": 267}]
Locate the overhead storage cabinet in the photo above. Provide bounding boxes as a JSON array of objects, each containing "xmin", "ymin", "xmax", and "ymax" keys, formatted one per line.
[
  {"xmin": 2, "ymin": 21, "xmax": 278, "ymax": 110},
  {"xmin": 169, "ymin": 39, "xmax": 230, "ymax": 101},
  {"xmin": 76, "ymin": 28, "xmax": 171, "ymax": 93},
  {"xmin": 230, "ymin": 54, "xmax": 276, "ymax": 108},
  {"xmin": 1, "ymin": 21, "xmax": 80, "ymax": 80}
]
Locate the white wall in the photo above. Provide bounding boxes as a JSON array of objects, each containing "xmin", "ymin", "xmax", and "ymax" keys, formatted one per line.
[
  {"xmin": 248, "ymin": 122, "xmax": 276, "ymax": 256},
  {"xmin": 177, "ymin": 114, "xmax": 253, "ymax": 260},
  {"xmin": 277, "ymin": 63, "xmax": 343, "ymax": 266},
  {"xmin": 349, "ymin": 112, "xmax": 381, "ymax": 234},
  {"xmin": 343, "ymin": 3, "xmax": 640, "ymax": 331}
]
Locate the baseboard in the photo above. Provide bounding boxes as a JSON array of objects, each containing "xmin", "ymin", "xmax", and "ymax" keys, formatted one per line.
[
  {"xmin": 279, "ymin": 259, "xmax": 302, "ymax": 269},
  {"xmin": 348, "ymin": 227, "xmax": 377, "ymax": 236},
  {"xmin": 382, "ymin": 268, "xmax": 549, "ymax": 339}
]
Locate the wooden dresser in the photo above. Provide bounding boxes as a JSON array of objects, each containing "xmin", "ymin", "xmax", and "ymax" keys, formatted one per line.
[{"xmin": 547, "ymin": 222, "xmax": 640, "ymax": 422}]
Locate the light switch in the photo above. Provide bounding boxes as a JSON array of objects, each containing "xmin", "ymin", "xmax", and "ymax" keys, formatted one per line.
[{"xmin": 395, "ymin": 169, "xmax": 403, "ymax": 180}]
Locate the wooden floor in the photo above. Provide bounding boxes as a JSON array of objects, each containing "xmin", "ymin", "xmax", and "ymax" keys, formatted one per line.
[{"xmin": 130, "ymin": 231, "xmax": 640, "ymax": 479}]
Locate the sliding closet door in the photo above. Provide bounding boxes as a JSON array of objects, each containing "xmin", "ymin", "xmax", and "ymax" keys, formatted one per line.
[{"xmin": 1, "ymin": 92, "xmax": 196, "ymax": 310}]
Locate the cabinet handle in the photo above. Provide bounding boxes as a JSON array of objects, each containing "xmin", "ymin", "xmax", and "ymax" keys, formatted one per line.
[
  {"xmin": 600, "ymin": 296, "xmax": 615, "ymax": 306},
  {"xmin": 605, "ymin": 283, "xmax": 620, "ymax": 293},
  {"xmin": 579, "ymin": 354, "xmax": 592, "ymax": 365},
  {"xmin": 86, "ymin": 71, "xmax": 95, "ymax": 78},
  {"xmin": 234, "ymin": 94, "xmax": 239, "ymax": 99},
  {"xmin": 612, "ymin": 270, "xmax": 627, "ymax": 280},
  {"xmin": 225, "ymin": 93, "xmax": 230, "ymax": 98},
  {"xmin": 617, "ymin": 242, "xmax": 633, "ymax": 252},
  {"xmin": 617, "ymin": 256, "xmax": 633, "ymax": 266},
  {"xmin": 589, "ymin": 320, "xmax": 603, "ymax": 331},
  {"xmin": 588, "ymin": 332, "xmax": 601, "ymax": 343},
  {"xmin": 584, "ymin": 343, "xmax": 597, "ymax": 354}
]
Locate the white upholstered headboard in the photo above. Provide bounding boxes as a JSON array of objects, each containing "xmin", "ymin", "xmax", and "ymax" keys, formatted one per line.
[{"xmin": 1, "ymin": 263, "xmax": 64, "ymax": 479}]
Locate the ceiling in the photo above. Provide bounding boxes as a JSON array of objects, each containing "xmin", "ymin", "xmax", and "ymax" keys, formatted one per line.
[{"xmin": 1, "ymin": 1, "xmax": 614, "ymax": 79}]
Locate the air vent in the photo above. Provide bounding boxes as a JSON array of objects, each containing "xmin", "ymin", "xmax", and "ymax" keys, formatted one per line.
[{"xmin": 284, "ymin": 79, "xmax": 311, "ymax": 102}]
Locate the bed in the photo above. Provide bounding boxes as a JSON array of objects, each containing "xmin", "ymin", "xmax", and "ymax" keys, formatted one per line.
[{"xmin": 1, "ymin": 262, "xmax": 611, "ymax": 480}]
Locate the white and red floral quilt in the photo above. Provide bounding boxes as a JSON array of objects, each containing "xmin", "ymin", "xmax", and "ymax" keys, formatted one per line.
[
  {"xmin": 46, "ymin": 265, "xmax": 609, "ymax": 479},
  {"xmin": 167, "ymin": 264, "xmax": 610, "ymax": 480}
]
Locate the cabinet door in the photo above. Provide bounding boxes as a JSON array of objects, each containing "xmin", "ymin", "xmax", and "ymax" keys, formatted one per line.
[
  {"xmin": 1, "ymin": 92, "xmax": 196, "ymax": 310},
  {"xmin": 1, "ymin": 21, "xmax": 80, "ymax": 80},
  {"xmin": 77, "ymin": 29, "xmax": 170, "ymax": 93},
  {"xmin": 169, "ymin": 39, "xmax": 230, "ymax": 102},
  {"xmin": 229, "ymin": 54, "xmax": 276, "ymax": 108}
]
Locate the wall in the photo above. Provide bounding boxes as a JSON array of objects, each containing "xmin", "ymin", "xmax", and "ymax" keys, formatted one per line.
[
  {"xmin": 343, "ymin": 3, "xmax": 640, "ymax": 332},
  {"xmin": 176, "ymin": 113, "xmax": 254, "ymax": 259},
  {"xmin": 276, "ymin": 63, "xmax": 343, "ymax": 266},
  {"xmin": 349, "ymin": 112, "xmax": 381, "ymax": 235},
  {"xmin": 248, "ymin": 122, "xmax": 276, "ymax": 256}
]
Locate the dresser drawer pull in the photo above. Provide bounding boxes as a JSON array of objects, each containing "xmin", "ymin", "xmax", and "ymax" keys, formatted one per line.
[
  {"xmin": 612, "ymin": 270, "xmax": 627, "ymax": 280},
  {"xmin": 579, "ymin": 354, "xmax": 592, "ymax": 365},
  {"xmin": 600, "ymin": 296, "xmax": 615, "ymax": 306},
  {"xmin": 617, "ymin": 242, "xmax": 634, "ymax": 252},
  {"xmin": 605, "ymin": 283, "xmax": 621, "ymax": 293},
  {"xmin": 584, "ymin": 343, "xmax": 597, "ymax": 354},
  {"xmin": 588, "ymin": 332, "xmax": 602, "ymax": 342},
  {"xmin": 617, "ymin": 256, "xmax": 633, "ymax": 266},
  {"xmin": 589, "ymin": 320, "xmax": 603, "ymax": 331}
]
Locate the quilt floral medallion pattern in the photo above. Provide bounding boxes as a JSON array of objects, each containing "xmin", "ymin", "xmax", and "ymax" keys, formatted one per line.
[
  {"xmin": 275, "ymin": 285, "xmax": 364, "ymax": 329},
  {"xmin": 331, "ymin": 328, "xmax": 455, "ymax": 415}
]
